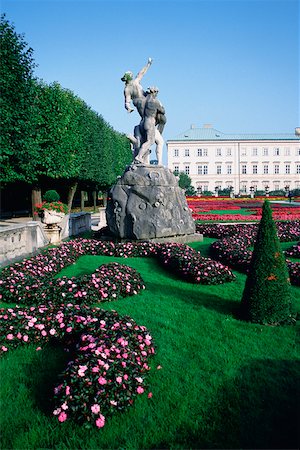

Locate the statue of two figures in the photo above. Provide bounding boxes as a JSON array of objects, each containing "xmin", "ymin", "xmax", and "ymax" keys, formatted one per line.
[{"xmin": 121, "ymin": 58, "xmax": 166, "ymax": 166}]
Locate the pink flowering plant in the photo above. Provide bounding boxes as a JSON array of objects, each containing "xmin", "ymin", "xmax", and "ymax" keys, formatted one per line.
[
  {"xmin": 156, "ymin": 243, "xmax": 235, "ymax": 284},
  {"xmin": 197, "ymin": 221, "xmax": 300, "ymax": 286},
  {"xmin": 0, "ymin": 239, "xmax": 237, "ymax": 306},
  {"xmin": 0, "ymin": 303, "xmax": 155, "ymax": 429},
  {"xmin": 50, "ymin": 263, "xmax": 145, "ymax": 305},
  {"xmin": 285, "ymin": 241, "xmax": 300, "ymax": 258}
]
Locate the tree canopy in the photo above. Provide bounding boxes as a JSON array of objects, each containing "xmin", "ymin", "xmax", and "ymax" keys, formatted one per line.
[{"xmin": 0, "ymin": 14, "xmax": 132, "ymax": 198}]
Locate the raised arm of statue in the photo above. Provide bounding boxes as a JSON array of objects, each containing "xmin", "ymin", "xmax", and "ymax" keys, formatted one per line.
[{"xmin": 135, "ymin": 58, "xmax": 153, "ymax": 82}]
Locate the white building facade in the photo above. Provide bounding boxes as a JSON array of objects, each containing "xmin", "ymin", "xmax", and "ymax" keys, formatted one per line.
[{"xmin": 167, "ymin": 125, "xmax": 300, "ymax": 195}]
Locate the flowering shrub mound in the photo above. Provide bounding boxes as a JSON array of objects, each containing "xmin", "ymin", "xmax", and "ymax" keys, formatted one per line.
[
  {"xmin": 155, "ymin": 243, "xmax": 235, "ymax": 284},
  {"xmin": 285, "ymin": 242, "xmax": 300, "ymax": 258},
  {"xmin": 0, "ymin": 303, "xmax": 155, "ymax": 428},
  {"xmin": 196, "ymin": 220, "xmax": 300, "ymax": 241},
  {"xmin": 49, "ymin": 263, "xmax": 145, "ymax": 305},
  {"xmin": 0, "ymin": 239, "xmax": 236, "ymax": 306},
  {"xmin": 207, "ymin": 224, "xmax": 300, "ymax": 286}
]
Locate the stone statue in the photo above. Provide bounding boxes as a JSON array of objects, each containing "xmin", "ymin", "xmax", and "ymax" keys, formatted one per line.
[
  {"xmin": 135, "ymin": 86, "xmax": 165, "ymax": 165},
  {"xmin": 106, "ymin": 59, "xmax": 196, "ymax": 241},
  {"xmin": 121, "ymin": 58, "xmax": 166, "ymax": 165}
]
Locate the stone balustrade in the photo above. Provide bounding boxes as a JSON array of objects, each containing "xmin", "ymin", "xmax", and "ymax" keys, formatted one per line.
[{"xmin": 0, "ymin": 212, "xmax": 92, "ymax": 267}]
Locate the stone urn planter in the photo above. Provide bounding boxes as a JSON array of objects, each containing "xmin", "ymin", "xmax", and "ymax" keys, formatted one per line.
[
  {"xmin": 40, "ymin": 209, "xmax": 65, "ymax": 225},
  {"xmin": 39, "ymin": 210, "xmax": 66, "ymax": 244}
]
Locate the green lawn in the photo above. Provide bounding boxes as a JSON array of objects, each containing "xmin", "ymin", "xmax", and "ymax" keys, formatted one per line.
[
  {"xmin": 0, "ymin": 238, "xmax": 299, "ymax": 449},
  {"xmin": 203, "ymin": 209, "xmax": 254, "ymax": 215}
]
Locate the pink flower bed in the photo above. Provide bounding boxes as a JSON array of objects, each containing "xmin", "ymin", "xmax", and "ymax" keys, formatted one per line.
[
  {"xmin": 196, "ymin": 221, "xmax": 300, "ymax": 285},
  {"xmin": 0, "ymin": 240, "xmax": 235, "ymax": 305},
  {"xmin": 0, "ymin": 303, "xmax": 155, "ymax": 428},
  {"xmin": 187, "ymin": 198, "xmax": 300, "ymax": 222}
]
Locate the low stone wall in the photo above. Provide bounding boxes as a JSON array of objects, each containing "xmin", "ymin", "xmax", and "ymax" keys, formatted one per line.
[
  {"xmin": 0, "ymin": 222, "xmax": 49, "ymax": 267},
  {"xmin": 0, "ymin": 213, "xmax": 92, "ymax": 267},
  {"xmin": 68, "ymin": 212, "xmax": 91, "ymax": 237}
]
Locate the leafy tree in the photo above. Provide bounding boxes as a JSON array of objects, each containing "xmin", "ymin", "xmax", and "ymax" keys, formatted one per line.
[
  {"xmin": 241, "ymin": 200, "xmax": 294, "ymax": 324},
  {"xmin": 0, "ymin": 14, "xmax": 37, "ymax": 184},
  {"xmin": 175, "ymin": 171, "xmax": 196, "ymax": 196},
  {"xmin": 0, "ymin": 16, "xmax": 132, "ymax": 215}
]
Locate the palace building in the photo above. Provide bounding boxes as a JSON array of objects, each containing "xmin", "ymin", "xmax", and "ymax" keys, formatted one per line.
[{"xmin": 166, "ymin": 124, "xmax": 300, "ymax": 195}]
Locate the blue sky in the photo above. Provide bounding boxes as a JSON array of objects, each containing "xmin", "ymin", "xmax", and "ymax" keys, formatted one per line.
[{"xmin": 2, "ymin": 0, "xmax": 299, "ymax": 163}]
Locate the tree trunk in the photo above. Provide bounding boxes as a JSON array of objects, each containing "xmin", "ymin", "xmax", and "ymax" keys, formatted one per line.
[
  {"xmin": 92, "ymin": 190, "xmax": 97, "ymax": 211},
  {"xmin": 31, "ymin": 186, "xmax": 42, "ymax": 220},
  {"xmin": 80, "ymin": 190, "xmax": 85, "ymax": 211},
  {"xmin": 67, "ymin": 181, "xmax": 78, "ymax": 213}
]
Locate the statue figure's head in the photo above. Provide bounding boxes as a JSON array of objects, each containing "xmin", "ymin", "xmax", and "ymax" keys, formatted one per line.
[
  {"xmin": 147, "ymin": 86, "xmax": 159, "ymax": 95},
  {"xmin": 121, "ymin": 71, "xmax": 133, "ymax": 82}
]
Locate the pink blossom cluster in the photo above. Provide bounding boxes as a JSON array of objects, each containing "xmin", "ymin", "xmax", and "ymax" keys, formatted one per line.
[
  {"xmin": 50, "ymin": 262, "xmax": 145, "ymax": 305},
  {"xmin": 0, "ymin": 238, "xmax": 238, "ymax": 305},
  {"xmin": 209, "ymin": 234, "xmax": 300, "ymax": 286},
  {"xmin": 156, "ymin": 243, "xmax": 235, "ymax": 284},
  {"xmin": 284, "ymin": 242, "xmax": 300, "ymax": 258},
  {"xmin": 0, "ymin": 303, "xmax": 155, "ymax": 428},
  {"xmin": 196, "ymin": 220, "xmax": 300, "ymax": 242}
]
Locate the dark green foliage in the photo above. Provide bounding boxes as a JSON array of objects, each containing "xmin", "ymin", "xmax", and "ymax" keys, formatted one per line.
[
  {"xmin": 43, "ymin": 190, "xmax": 60, "ymax": 202},
  {"xmin": 0, "ymin": 14, "xmax": 37, "ymax": 184},
  {"xmin": 0, "ymin": 16, "xmax": 132, "ymax": 197},
  {"xmin": 175, "ymin": 171, "xmax": 196, "ymax": 195},
  {"xmin": 241, "ymin": 201, "xmax": 294, "ymax": 324}
]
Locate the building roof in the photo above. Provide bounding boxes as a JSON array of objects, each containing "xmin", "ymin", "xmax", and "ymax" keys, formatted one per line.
[{"xmin": 167, "ymin": 126, "xmax": 300, "ymax": 142}]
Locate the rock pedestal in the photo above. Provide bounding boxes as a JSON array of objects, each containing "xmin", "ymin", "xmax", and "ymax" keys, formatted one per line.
[{"xmin": 106, "ymin": 164, "xmax": 195, "ymax": 240}]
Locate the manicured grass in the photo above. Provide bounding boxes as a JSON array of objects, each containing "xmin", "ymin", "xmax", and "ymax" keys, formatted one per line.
[
  {"xmin": 204, "ymin": 209, "xmax": 253, "ymax": 215},
  {"xmin": 1, "ymin": 238, "xmax": 299, "ymax": 449}
]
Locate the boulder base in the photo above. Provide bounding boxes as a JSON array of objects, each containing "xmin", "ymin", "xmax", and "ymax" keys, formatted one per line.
[{"xmin": 106, "ymin": 164, "xmax": 195, "ymax": 240}]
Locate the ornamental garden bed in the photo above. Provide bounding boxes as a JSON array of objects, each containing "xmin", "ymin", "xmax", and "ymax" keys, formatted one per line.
[
  {"xmin": 0, "ymin": 229, "xmax": 299, "ymax": 449},
  {"xmin": 187, "ymin": 197, "xmax": 300, "ymax": 222}
]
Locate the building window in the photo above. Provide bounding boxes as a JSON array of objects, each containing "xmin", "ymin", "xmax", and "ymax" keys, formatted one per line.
[
  {"xmin": 242, "ymin": 165, "xmax": 247, "ymax": 174},
  {"xmin": 274, "ymin": 147, "xmax": 280, "ymax": 156},
  {"xmin": 184, "ymin": 149, "xmax": 189, "ymax": 157},
  {"xmin": 227, "ymin": 165, "xmax": 232, "ymax": 175},
  {"xmin": 252, "ymin": 148, "xmax": 258, "ymax": 156},
  {"xmin": 198, "ymin": 165, "xmax": 208, "ymax": 175},
  {"xmin": 174, "ymin": 149, "xmax": 179, "ymax": 157},
  {"xmin": 241, "ymin": 147, "xmax": 247, "ymax": 156},
  {"xmin": 284, "ymin": 147, "xmax": 290, "ymax": 156},
  {"xmin": 252, "ymin": 165, "xmax": 258, "ymax": 174},
  {"xmin": 241, "ymin": 184, "xmax": 247, "ymax": 193},
  {"xmin": 274, "ymin": 184, "xmax": 280, "ymax": 191},
  {"xmin": 263, "ymin": 148, "xmax": 269, "ymax": 156},
  {"xmin": 197, "ymin": 148, "xmax": 208, "ymax": 157},
  {"xmin": 263, "ymin": 165, "xmax": 269, "ymax": 174},
  {"xmin": 297, "ymin": 164, "xmax": 300, "ymax": 174},
  {"xmin": 216, "ymin": 165, "xmax": 222, "ymax": 175},
  {"xmin": 174, "ymin": 165, "xmax": 179, "ymax": 174},
  {"xmin": 285, "ymin": 165, "xmax": 290, "ymax": 174},
  {"xmin": 203, "ymin": 185, "xmax": 208, "ymax": 192},
  {"xmin": 216, "ymin": 148, "xmax": 222, "ymax": 156},
  {"xmin": 185, "ymin": 165, "xmax": 190, "ymax": 175},
  {"xmin": 274, "ymin": 164, "xmax": 279, "ymax": 174},
  {"xmin": 297, "ymin": 148, "xmax": 300, "ymax": 156},
  {"xmin": 226, "ymin": 148, "xmax": 232, "ymax": 156}
]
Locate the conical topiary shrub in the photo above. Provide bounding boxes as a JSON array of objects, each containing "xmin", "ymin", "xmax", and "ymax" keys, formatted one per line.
[{"xmin": 241, "ymin": 200, "xmax": 294, "ymax": 324}]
